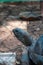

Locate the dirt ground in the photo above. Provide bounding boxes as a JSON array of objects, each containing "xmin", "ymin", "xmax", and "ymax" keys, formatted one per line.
[{"xmin": 0, "ymin": 3, "xmax": 43, "ymax": 52}]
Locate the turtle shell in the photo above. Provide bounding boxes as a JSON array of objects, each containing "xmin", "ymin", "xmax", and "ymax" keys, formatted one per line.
[{"xmin": 28, "ymin": 35, "xmax": 43, "ymax": 65}]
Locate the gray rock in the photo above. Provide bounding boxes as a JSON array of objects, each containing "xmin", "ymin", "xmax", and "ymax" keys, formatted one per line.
[{"xmin": 19, "ymin": 12, "xmax": 41, "ymax": 21}]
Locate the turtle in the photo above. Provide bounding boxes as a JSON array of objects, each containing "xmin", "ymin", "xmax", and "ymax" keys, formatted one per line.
[{"xmin": 12, "ymin": 28, "xmax": 43, "ymax": 65}]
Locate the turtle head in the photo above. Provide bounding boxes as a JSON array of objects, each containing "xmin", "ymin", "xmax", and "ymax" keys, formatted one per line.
[
  {"xmin": 13, "ymin": 28, "xmax": 22, "ymax": 38},
  {"xmin": 12, "ymin": 28, "xmax": 33, "ymax": 46},
  {"xmin": 12, "ymin": 28, "xmax": 24, "ymax": 43}
]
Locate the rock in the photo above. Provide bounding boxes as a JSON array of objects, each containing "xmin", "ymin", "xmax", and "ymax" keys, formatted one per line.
[
  {"xmin": 19, "ymin": 12, "xmax": 41, "ymax": 21},
  {"xmin": 12, "ymin": 28, "xmax": 34, "ymax": 46},
  {"xmin": 0, "ymin": 53, "xmax": 16, "ymax": 65}
]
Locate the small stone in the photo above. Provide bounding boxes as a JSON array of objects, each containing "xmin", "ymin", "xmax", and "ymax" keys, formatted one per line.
[{"xmin": 36, "ymin": 28, "xmax": 40, "ymax": 31}]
